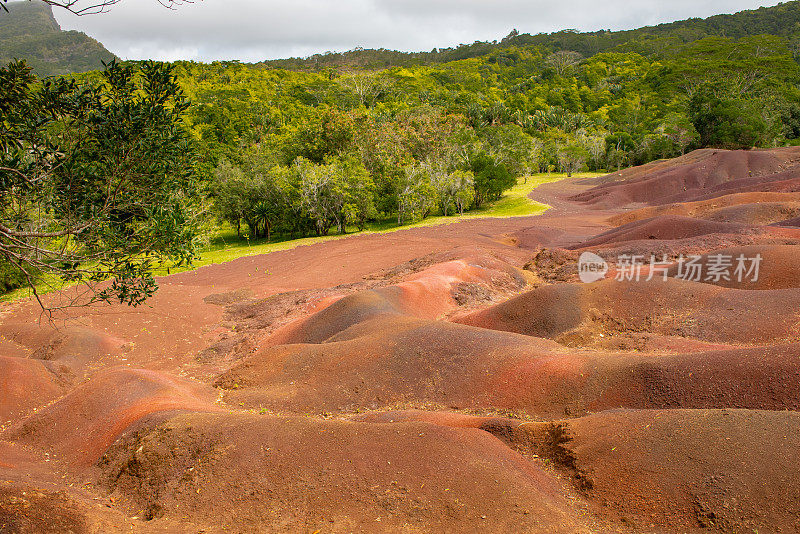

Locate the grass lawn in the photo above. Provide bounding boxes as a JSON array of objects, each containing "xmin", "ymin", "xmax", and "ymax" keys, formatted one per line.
[{"xmin": 2, "ymin": 172, "xmax": 601, "ymax": 302}]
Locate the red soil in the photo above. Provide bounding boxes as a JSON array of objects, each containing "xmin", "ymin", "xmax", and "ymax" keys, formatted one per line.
[
  {"xmin": 661, "ymin": 244, "xmax": 800, "ymax": 289},
  {"xmin": 4, "ymin": 368, "xmax": 220, "ymax": 467},
  {"xmin": 96, "ymin": 411, "xmax": 596, "ymax": 533},
  {"xmin": 357, "ymin": 408, "xmax": 800, "ymax": 533},
  {"xmin": 2, "ymin": 147, "xmax": 800, "ymax": 532},
  {"xmin": 0, "ymin": 356, "xmax": 63, "ymax": 425},
  {"xmin": 263, "ymin": 255, "xmax": 528, "ymax": 346},
  {"xmin": 455, "ymin": 277, "xmax": 800, "ymax": 345},
  {"xmin": 571, "ymin": 147, "xmax": 800, "ymax": 208},
  {"xmin": 608, "ymin": 192, "xmax": 800, "ymax": 226},
  {"xmin": 569, "ymin": 215, "xmax": 753, "ymax": 249},
  {"xmin": 773, "ymin": 215, "xmax": 800, "ymax": 227},
  {"xmin": 552, "ymin": 409, "xmax": 800, "ymax": 532}
]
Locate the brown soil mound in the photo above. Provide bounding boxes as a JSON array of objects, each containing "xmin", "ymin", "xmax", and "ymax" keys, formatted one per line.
[
  {"xmin": 680, "ymin": 173, "xmax": 800, "ymax": 203},
  {"xmin": 455, "ymin": 277, "xmax": 800, "ymax": 345},
  {"xmin": 2, "ymin": 324, "xmax": 131, "ymax": 381},
  {"xmin": 607, "ymin": 192, "xmax": 800, "ymax": 226},
  {"xmin": 583, "ymin": 344, "xmax": 800, "ymax": 412},
  {"xmin": 663, "ymin": 244, "xmax": 800, "ymax": 289},
  {"xmin": 773, "ymin": 215, "xmax": 800, "ymax": 227},
  {"xmin": 703, "ymin": 201, "xmax": 800, "ymax": 225},
  {"xmin": 0, "ymin": 357, "xmax": 64, "ymax": 425},
  {"xmin": 4, "ymin": 368, "xmax": 220, "ymax": 467},
  {"xmin": 569, "ymin": 215, "xmax": 753, "ymax": 250},
  {"xmin": 263, "ymin": 290, "xmax": 400, "ymax": 346},
  {"xmin": 358, "ymin": 408, "xmax": 800, "ymax": 533},
  {"xmin": 505, "ymin": 226, "xmax": 565, "ymax": 250},
  {"xmin": 96, "ymin": 411, "xmax": 594, "ymax": 533},
  {"xmin": 0, "ymin": 482, "xmax": 145, "ymax": 534},
  {"xmin": 215, "ymin": 315, "xmax": 567, "ymax": 415},
  {"xmin": 550, "ymin": 409, "xmax": 800, "ymax": 532},
  {"xmin": 265, "ymin": 256, "xmax": 529, "ymax": 346},
  {"xmin": 479, "ymin": 344, "xmax": 800, "ymax": 416},
  {"xmin": 571, "ymin": 147, "xmax": 800, "ymax": 208},
  {"xmin": 217, "ymin": 307, "xmax": 800, "ymax": 418},
  {"xmin": 564, "ymin": 233, "xmax": 800, "ymax": 272}
]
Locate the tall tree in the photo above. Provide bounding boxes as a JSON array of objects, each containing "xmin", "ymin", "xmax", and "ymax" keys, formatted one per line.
[
  {"xmin": 689, "ymin": 85, "xmax": 767, "ymax": 149},
  {"xmin": 557, "ymin": 143, "xmax": 589, "ymax": 177}
]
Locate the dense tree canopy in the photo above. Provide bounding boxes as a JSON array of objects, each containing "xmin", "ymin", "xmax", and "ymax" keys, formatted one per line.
[{"xmin": 157, "ymin": 28, "xmax": 800, "ymax": 246}]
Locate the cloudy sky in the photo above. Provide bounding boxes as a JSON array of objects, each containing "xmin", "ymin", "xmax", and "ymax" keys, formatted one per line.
[{"xmin": 47, "ymin": 0, "xmax": 784, "ymax": 62}]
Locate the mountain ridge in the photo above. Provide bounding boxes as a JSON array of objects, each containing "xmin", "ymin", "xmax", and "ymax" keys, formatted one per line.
[
  {"xmin": 0, "ymin": 1, "xmax": 116, "ymax": 76},
  {"xmin": 260, "ymin": 1, "xmax": 800, "ymax": 70},
  {"xmin": 1, "ymin": 1, "xmax": 798, "ymax": 73}
]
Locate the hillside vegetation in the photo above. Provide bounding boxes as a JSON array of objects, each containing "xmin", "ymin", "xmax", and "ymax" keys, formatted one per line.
[
  {"xmin": 262, "ymin": 2, "xmax": 800, "ymax": 70},
  {"xmin": 0, "ymin": 1, "xmax": 115, "ymax": 76},
  {"xmin": 153, "ymin": 3, "xmax": 800, "ymax": 247},
  {"xmin": 3, "ymin": 1, "xmax": 800, "ymax": 295}
]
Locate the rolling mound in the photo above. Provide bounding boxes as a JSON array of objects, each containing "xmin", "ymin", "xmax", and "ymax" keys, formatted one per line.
[
  {"xmin": 0, "ymin": 356, "xmax": 64, "ymax": 425},
  {"xmin": 264, "ymin": 255, "xmax": 529, "ymax": 346},
  {"xmin": 773, "ymin": 215, "xmax": 800, "ymax": 227},
  {"xmin": 0, "ymin": 482, "xmax": 142, "ymax": 534},
  {"xmin": 454, "ymin": 277, "xmax": 800, "ymax": 345},
  {"xmin": 215, "ymin": 315, "xmax": 570, "ymax": 415},
  {"xmin": 607, "ymin": 192, "xmax": 800, "ymax": 226},
  {"xmin": 661, "ymin": 244, "xmax": 800, "ymax": 289},
  {"xmin": 96, "ymin": 411, "xmax": 595, "ymax": 533},
  {"xmin": 4, "ymin": 368, "xmax": 220, "ymax": 467},
  {"xmin": 549, "ymin": 409, "xmax": 800, "ymax": 532},
  {"xmin": 3, "ymin": 147, "xmax": 800, "ymax": 532},
  {"xmin": 216, "ymin": 294, "xmax": 800, "ymax": 417},
  {"xmin": 571, "ymin": 147, "xmax": 800, "ymax": 208},
  {"xmin": 568, "ymin": 215, "xmax": 753, "ymax": 250},
  {"xmin": 703, "ymin": 201, "xmax": 800, "ymax": 225},
  {"xmin": 358, "ymin": 409, "xmax": 800, "ymax": 533},
  {"xmin": 0, "ymin": 323, "xmax": 131, "ymax": 381}
]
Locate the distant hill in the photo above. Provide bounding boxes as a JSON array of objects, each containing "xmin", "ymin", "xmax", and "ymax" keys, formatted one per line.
[
  {"xmin": 2, "ymin": 1, "xmax": 797, "ymax": 75},
  {"xmin": 262, "ymin": 1, "xmax": 800, "ymax": 70},
  {"xmin": 0, "ymin": 1, "xmax": 115, "ymax": 76}
]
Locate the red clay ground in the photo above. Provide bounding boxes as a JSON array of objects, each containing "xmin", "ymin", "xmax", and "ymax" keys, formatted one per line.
[{"xmin": 2, "ymin": 147, "xmax": 800, "ymax": 533}]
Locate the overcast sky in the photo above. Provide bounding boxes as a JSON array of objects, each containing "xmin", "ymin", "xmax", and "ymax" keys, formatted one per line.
[{"xmin": 44, "ymin": 0, "xmax": 784, "ymax": 62}]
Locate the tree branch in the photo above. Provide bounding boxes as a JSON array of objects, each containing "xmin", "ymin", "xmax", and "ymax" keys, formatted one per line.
[
  {"xmin": 1, "ymin": 0, "xmax": 196, "ymax": 15},
  {"xmin": 0, "ymin": 222, "xmax": 90, "ymax": 239}
]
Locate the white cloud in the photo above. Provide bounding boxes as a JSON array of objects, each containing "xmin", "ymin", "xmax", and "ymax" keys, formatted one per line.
[{"xmin": 47, "ymin": 0, "xmax": 784, "ymax": 62}]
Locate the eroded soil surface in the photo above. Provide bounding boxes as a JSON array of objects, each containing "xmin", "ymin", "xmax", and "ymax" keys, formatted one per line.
[{"xmin": 2, "ymin": 147, "xmax": 800, "ymax": 533}]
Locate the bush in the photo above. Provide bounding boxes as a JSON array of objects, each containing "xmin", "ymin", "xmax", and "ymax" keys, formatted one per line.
[
  {"xmin": 0, "ymin": 257, "xmax": 31, "ymax": 294},
  {"xmin": 470, "ymin": 153, "xmax": 515, "ymax": 208}
]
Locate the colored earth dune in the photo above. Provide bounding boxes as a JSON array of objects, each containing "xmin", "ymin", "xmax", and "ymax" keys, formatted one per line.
[{"xmin": 2, "ymin": 147, "xmax": 800, "ymax": 533}]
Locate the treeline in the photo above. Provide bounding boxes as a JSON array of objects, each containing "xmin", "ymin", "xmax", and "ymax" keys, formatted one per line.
[
  {"xmin": 165, "ymin": 29, "xmax": 800, "ymax": 241},
  {"xmin": 210, "ymin": 108, "xmax": 518, "ymax": 238},
  {"xmin": 260, "ymin": 1, "xmax": 800, "ymax": 71}
]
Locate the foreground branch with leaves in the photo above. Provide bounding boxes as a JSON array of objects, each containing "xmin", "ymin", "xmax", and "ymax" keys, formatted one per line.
[{"xmin": 0, "ymin": 59, "xmax": 200, "ymax": 310}]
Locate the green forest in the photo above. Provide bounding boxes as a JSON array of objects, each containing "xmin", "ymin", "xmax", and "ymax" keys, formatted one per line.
[
  {"xmin": 2, "ymin": 0, "xmax": 800, "ymax": 297},
  {"xmin": 172, "ymin": 27, "xmax": 800, "ymax": 240}
]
